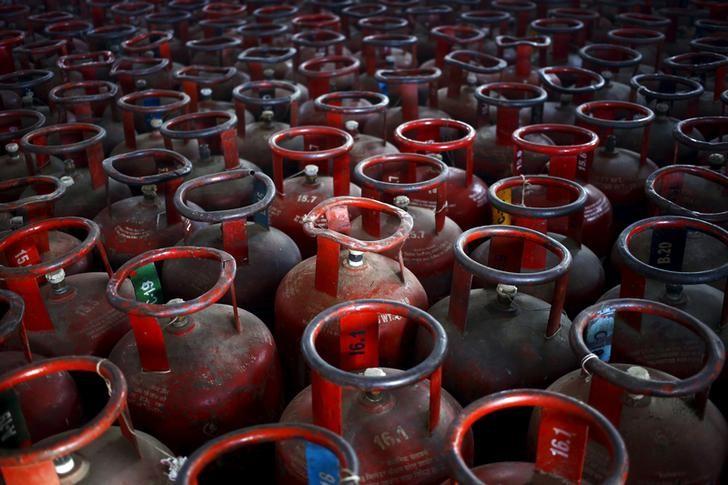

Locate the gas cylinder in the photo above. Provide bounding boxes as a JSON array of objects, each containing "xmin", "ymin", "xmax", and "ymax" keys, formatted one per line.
[
  {"xmin": 472, "ymin": 82, "xmax": 550, "ymax": 184},
  {"xmin": 86, "ymin": 25, "xmax": 139, "ymax": 55},
  {"xmin": 44, "ymin": 20, "xmax": 92, "ymax": 54},
  {"xmin": 0, "ymin": 289, "xmax": 81, "ymax": 443},
  {"xmin": 548, "ymin": 7, "xmax": 608, "ymax": 43},
  {"xmin": 291, "ymin": 30, "xmax": 351, "ymax": 74},
  {"xmin": 0, "ymin": 69, "xmax": 57, "ymax": 123},
  {"xmin": 539, "ymin": 66, "xmax": 605, "ymax": 125},
  {"xmin": 394, "ymin": 118, "xmax": 489, "ymax": 230},
  {"xmin": 278, "ymin": 299, "xmax": 467, "ymax": 484},
  {"xmin": 544, "ymin": 298, "xmax": 727, "ymax": 483},
  {"xmin": 574, "ymin": 100, "xmax": 658, "ymax": 225},
  {"xmin": 615, "ymin": 12, "xmax": 671, "ymax": 42},
  {"xmin": 20, "ymin": 123, "xmax": 131, "ymax": 219},
  {"xmin": 445, "ymin": 389, "xmax": 628, "ymax": 484},
  {"xmin": 492, "ymin": 0, "xmax": 536, "ymax": 37},
  {"xmin": 0, "ymin": 176, "xmax": 90, "ymax": 275},
  {"xmin": 659, "ymin": 6, "xmax": 702, "ymax": 55},
  {"xmin": 120, "ymin": 30, "xmax": 178, "ymax": 69},
  {"xmin": 110, "ymin": 2, "xmax": 153, "ymax": 27},
  {"xmin": 314, "ymin": 91, "xmax": 399, "ymax": 173},
  {"xmin": 274, "ymin": 196, "xmax": 428, "ymax": 390},
  {"xmin": 232, "ymin": 80, "xmax": 303, "ymax": 174},
  {"xmin": 437, "ymin": 50, "xmax": 507, "ymax": 127},
  {"xmin": 161, "ymin": 169, "xmax": 301, "ymax": 323},
  {"xmin": 144, "ymin": 10, "xmax": 192, "ymax": 64},
  {"xmin": 495, "ymin": 35, "xmax": 551, "ymax": 85},
  {"xmin": 49, "ymin": 80, "xmax": 123, "ymax": 155},
  {"xmin": 511, "ymin": 123, "xmax": 613, "ymax": 258},
  {"xmin": 0, "ymin": 30, "xmax": 24, "ymax": 76},
  {"xmin": 420, "ymin": 25, "xmax": 486, "ymax": 81},
  {"xmin": 357, "ymin": 32, "xmax": 418, "ymax": 93},
  {"xmin": 236, "ymin": 22, "xmax": 291, "ymax": 54},
  {"xmin": 472, "ymin": 175, "xmax": 605, "ymax": 315},
  {"xmin": 691, "ymin": 35, "xmax": 728, "ymax": 56},
  {"xmin": 252, "ymin": 4, "xmax": 299, "ymax": 25},
  {"xmin": 296, "ymin": 54, "xmax": 362, "ymax": 126},
  {"xmin": 111, "ymin": 56, "xmax": 171, "ymax": 95},
  {"xmin": 351, "ymin": 153, "xmax": 462, "ymax": 304},
  {"xmin": 420, "ymin": 224, "xmax": 576, "ymax": 406},
  {"xmin": 93, "ymin": 149, "xmax": 196, "ymax": 268},
  {"xmin": 108, "ymin": 246, "xmax": 283, "ymax": 454},
  {"xmin": 27, "ymin": 11, "xmax": 74, "ymax": 40},
  {"xmin": 692, "ymin": 0, "xmax": 728, "ymax": 20},
  {"xmin": 406, "ymin": 5, "xmax": 453, "ymax": 64},
  {"xmin": 340, "ymin": 3, "xmax": 388, "ymax": 53},
  {"xmin": 0, "ymin": 356, "xmax": 174, "ymax": 484},
  {"xmin": 57, "ymin": 51, "xmax": 116, "ymax": 82},
  {"xmin": 236, "ymin": 45, "xmax": 299, "ymax": 86},
  {"xmin": 663, "ymin": 52, "xmax": 728, "ymax": 117},
  {"xmin": 199, "ymin": 17, "xmax": 247, "ymax": 39},
  {"xmin": 529, "ymin": 17, "xmax": 584, "ymax": 66},
  {"xmin": 672, "ymin": 116, "xmax": 728, "ymax": 166},
  {"xmin": 625, "ymin": 74, "xmax": 705, "ymax": 165},
  {"xmin": 0, "ymin": 5, "xmax": 30, "ymax": 32},
  {"xmin": 159, "ymin": 110, "xmax": 260, "ymax": 211},
  {"xmin": 292, "ymin": 12, "xmax": 341, "ymax": 33},
  {"xmin": 366, "ymin": 67, "xmax": 451, "ymax": 142},
  {"xmin": 268, "ymin": 125, "xmax": 359, "ymax": 258},
  {"xmin": 173, "ymin": 65, "xmax": 249, "ymax": 117},
  {"xmin": 186, "ymin": 35, "xmax": 242, "ymax": 69},
  {"xmin": 601, "ymin": 216, "xmax": 728, "ymax": 383},
  {"xmin": 0, "ymin": 110, "xmax": 46, "ymax": 188},
  {"xmin": 458, "ymin": 10, "xmax": 512, "ymax": 55},
  {"xmin": 0, "ymin": 217, "xmax": 131, "ymax": 356},
  {"xmin": 578, "ymin": 44, "xmax": 642, "ymax": 99},
  {"xmin": 606, "ymin": 27, "xmax": 665, "ymax": 75},
  {"xmin": 14, "ymin": 39, "xmax": 68, "ymax": 74}
]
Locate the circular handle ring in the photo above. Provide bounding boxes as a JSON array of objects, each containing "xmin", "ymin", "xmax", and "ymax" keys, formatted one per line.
[
  {"xmin": 574, "ymin": 101, "xmax": 655, "ymax": 129},
  {"xmin": 20, "ymin": 122, "xmax": 106, "ymax": 156},
  {"xmin": 0, "ymin": 176, "xmax": 65, "ymax": 212},
  {"xmin": 103, "ymin": 148, "xmax": 192, "ymax": 186},
  {"xmin": 645, "ymin": 165, "xmax": 728, "ymax": 222},
  {"xmin": 512, "ymin": 123, "xmax": 599, "ymax": 155},
  {"xmin": 394, "ymin": 118, "xmax": 477, "ymax": 153},
  {"xmin": 475, "ymin": 82, "xmax": 548, "ymax": 108},
  {"xmin": 268, "ymin": 126, "xmax": 353, "ymax": 161},
  {"xmin": 354, "ymin": 153, "xmax": 448, "ymax": 194},
  {"xmin": 314, "ymin": 91, "xmax": 389, "ymax": 115},
  {"xmin": 160, "ymin": 111, "xmax": 237, "ymax": 140}
]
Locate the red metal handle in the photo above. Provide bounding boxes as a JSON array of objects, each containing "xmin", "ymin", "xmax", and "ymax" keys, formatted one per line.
[
  {"xmin": 375, "ymin": 67, "xmax": 442, "ymax": 119},
  {"xmin": 444, "ymin": 50, "xmax": 507, "ymax": 101},
  {"xmin": 361, "ymin": 33, "xmax": 417, "ymax": 75},
  {"xmin": 200, "ymin": 17, "xmax": 247, "ymax": 38},
  {"xmin": 110, "ymin": 1, "xmax": 154, "ymax": 23},
  {"xmin": 203, "ymin": 2, "xmax": 246, "ymax": 19},
  {"xmin": 630, "ymin": 73, "xmax": 704, "ymax": 106},
  {"xmin": 57, "ymin": 51, "xmax": 116, "ymax": 80},
  {"xmin": 161, "ymin": 111, "xmax": 240, "ymax": 170},
  {"xmin": 145, "ymin": 11, "xmax": 191, "ymax": 41},
  {"xmin": 44, "ymin": 20, "xmax": 93, "ymax": 45},
  {"xmin": 673, "ymin": 116, "xmax": 728, "ymax": 158},
  {"xmin": 492, "ymin": 0, "xmax": 536, "ymax": 36},
  {"xmin": 474, "ymin": 82, "xmax": 547, "ymax": 136},
  {"xmin": 0, "ymin": 217, "xmax": 112, "ymax": 332},
  {"xmin": 574, "ymin": 298, "xmax": 724, "ymax": 425},
  {"xmin": 303, "ymin": 299, "xmax": 447, "ymax": 434},
  {"xmin": 496, "ymin": 34, "xmax": 551, "ymax": 78},
  {"xmin": 121, "ymin": 31, "xmax": 173, "ymax": 61},
  {"xmin": 0, "ymin": 289, "xmax": 31, "ymax": 361},
  {"xmin": 0, "ymin": 356, "xmax": 135, "ymax": 485},
  {"xmin": 314, "ymin": 91, "xmax": 388, "ymax": 137},
  {"xmin": 20, "ymin": 122, "xmax": 107, "ymax": 189},
  {"xmin": 15, "ymin": 39, "xmax": 68, "ymax": 68},
  {"xmin": 173, "ymin": 65, "xmax": 238, "ymax": 112},
  {"xmin": 236, "ymin": 22, "xmax": 290, "ymax": 48},
  {"xmin": 343, "ymin": 4, "xmax": 388, "ymax": 23},
  {"xmin": 110, "ymin": 56, "xmax": 171, "ymax": 94},
  {"xmin": 578, "ymin": 44, "xmax": 643, "ymax": 73},
  {"xmin": 0, "ymin": 69, "xmax": 54, "ymax": 97},
  {"xmin": 253, "ymin": 4, "xmax": 299, "ymax": 23},
  {"xmin": 616, "ymin": 11, "xmax": 670, "ymax": 29},
  {"xmin": 0, "ymin": 30, "xmax": 24, "ymax": 74},
  {"xmin": 177, "ymin": 423, "xmax": 359, "ymax": 485},
  {"xmin": 646, "ymin": 165, "xmax": 728, "ymax": 224},
  {"xmin": 117, "ymin": 89, "xmax": 189, "ymax": 150},
  {"xmin": 531, "ymin": 17, "xmax": 584, "ymax": 63},
  {"xmin": 0, "ymin": 175, "xmax": 65, "ymax": 217},
  {"xmin": 106, "ymin": 246, "xmax": 238, "ymax": 372},
  {"xmin": 292, "ymin": 12, "xmax": 341, "ymax": 31},
  {"xmin": 430, "ymin": 25, "xmax": 486, "ymax": 69},
  {"xmin": 449, "ymin": 224, "xmax": 571, "ymax": 337},
  {"xmin": 269, "ymin": 125, "xmax": 354, "ymax": 199},
  {"xmin": 237, "ymin": 46, "xmax": 296, "ymax": 81},
  {"xmin": 0, "ymin": 110, "xmax": 45, "ymax": 145},
  {"xmin": 538, "ymin": 66, "xmax": 605, "ymax": 100},
  {"xmin": 298, "ymin": 54, "xmax": 361, "ymax": 99},
  {"xmin": 664, "ymin": 52, "xmax": 728, "ymax": 101},
  {"xmin": 174, "ymin": 168, "xmax": 275, "ymax": 262},
  {"xmin": 607, "ymin": 27, "xmax": 664, "ymax": 70},
  {"xmin": 233, "ymin": 80, "xmax": 301, "ymax": 137},
  {"xmin": 448, "ymin": 389, "xmax": 628, "ymax": 485},
  {"xmin": 49, "ymin": 81, "xmax": 118, "ymax": 122}
]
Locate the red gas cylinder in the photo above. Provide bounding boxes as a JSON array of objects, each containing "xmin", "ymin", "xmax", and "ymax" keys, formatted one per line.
[
  {"xmin": 672, "ymin": 116, "xmax": 728, "ymax": 166},
  {"xmin": 0, "ymin": 110, "xmax": 46, "ymax": 187},
  {"xmin": 492, "ymin": 0, "xmax": 536, "ymax": 36},
  {"xmin": 602, "ymin": 216, "xmax": 728, "ymax": 382},
  {"xmin": 357, "ymin": 32, "xmax": 418, "ymax": 93},
  {"xmin": 351, "ymin": 153, "xmax": 462, "ymax": 303},
  {"xmin": 0, "ymin": 356, "xmax": 174, "ymax": 484},
  {"xmin": 367, "ymin": 67, "xmax": 451, "ymax": 142},
  {"xmin": 574, "ymin": 100, "xmax": 658, "ymax": 224},
  {"xmin": 27, "ymin": 11, "xmax": 74, "ymax": 40},
  {"xmin": 93, "ymin": 149, "xmax": 196, "ymax": 268},
  {"xmin": 296, "ymin": 54, "xmax": 362, "ymax": 126},
  {"xmin": 44, "ymin": 21, "xmax": 91, "ymax": 55},
  {"xmin": 406, "ymin": 5, "xmax": 454, "ymax": 64},
  {"xmin": 0, "ymin": 69, "xmax": 57, "ymax": 122},
  {"xmin": 538, "ymin": 66, "xmax": 605, "ymax": 125},
  {"xmin": 160, "ymin": 111, "xmax": 260, "ymax": 211},
  {"xmin": 437, "ymin": 50, "xmax": 507, "ymax": 127},
  {"xmin": 291, "ymin": 30, "xmax": 351, "ymax": 73},
  {"xmin": 495, "ymin": 35, "xmax": 551, "ymax": 85},
  {"xmin": 691, "ymin": 35, "xmax": 728, "ymax": 56},
  {"xmin": 0, "ymin": 30, "xmax": 25, "ymax": 75},
  {"xmin": 659, "ymin": 6, "xmax": 701, "ymax": 55},
  {"xmin": 421, "ymin": 25, "xmax": 486, "ymax": 80},
  {"xmin": 530, "ymin": 17, "xmax": 584, "ymax": 66},
  {"xmin": 314, "ymin": 90, "xmax": 399, "ymax": 173},
  {"xmin": 199, "ymin": 16, "xmax": 247, "ymax": 39},
  {"xmin": 110, "ymin": 2, "xmax": 154, "ymax": 28},
  {"xmin": 663, "ymin": 52, "xmax": 728, "ymax": 117},
  {"xmin": 548, "ymin": 7, "xmax": 607, "ymax": 43},
  {"xmin": 162, "ymin": 169, "xmax": 301, "ymax": 323},
  {"xmin": 394, "ymin": 118, "xmax": 489, "ymax": 230},
  {"xmin": 458, "ymin": 10, "xmax": 512, "ymax": 55},
  {"xmin": 511, "ymin": 123, "xmax": 613, "ymax": 258},
  {"xmin": 268, "ymin": 125, "xmax": 359, "ymax": 258},
  {"xmin": 108, "ymin": 246, "xmax": 283, "ymax": 454},
  {"xmin": 274, "ymin": 196, "xmax": 427, "ymax": 390},
  {"xmin": 49, "ymin": 80, "xmax": 123, "ymax": 155},
  {"xmin": 14, "ymin": 39, "xmax": 69, "ymax": 74},
  {"xmin": 292, "ymin": 12, "xmax": 341, "ymax": 33},
  {"xmin": 445, "ymin": 389, "xmax": 628, "ymax": 484},
  {"xmin": 120, "ymin": 30, "xmax": 177, "ymax": 68},
  {"xmin": 422, "ymin": 225, "xmax": 575, "ymax": 405},
  {"xmin": 626, "ymin": 74, "xmax": 705, "ymax": 165},
  {"xmin": 607, "ymin": 27, "xmax": 665, "ymax": 75},
  {"xmin": 545, "ymin": 298, "xmax": 727, "ymax": 483},
  {"xmin": 350, "ymin": 13, "xmax": 409, "ymax": 59},
  {"xmin": 110, "ymin": 56, "xmax": 171, "ymax": 95},
  {"xmin": 472, "ymin": 82, "xmax": 550, "ymax": 183},
  {"xmin": 86, "ymin": 25, "xmax": 139, "ymax": 55},
  {"xmin": 0, "ymin": 5, "xmax": 30, "ymax": 32},
  {"xmin": 252, "ymin": 4, "xmax": 299, "ymax": 25},
  {"xmin": 173, "ymin": 66, "xmax": 250, "ymax": 117},
  {"xmin": 236, "ymin": 22, "xmax": 291, "ymax": 54},
  {"xmin": 186, "ymin": 35, "xmax": 242, "ymax": 68},
  {"xmin": 340, "ymin": 3, "xmax": 388, "ymax": 53},
  {"xmin": 57, "ymin": 51, "xmax": 116, "ymax": 82},
  {"xmin": 278, "ymin": 299, "xmax": 468, "ymax": 484},
  {"xmin": 474, "ymin": 175, "xmax": 605, "ymax": 315},
  {"xmin": 232, "ymin": 80, "xmax": 303, "ymax": 175},
  {"xmin": 578, "ymin": 44, "xmax": 642, "ymax": 100},
  {"xmin": 236, "ymin": 45, "xmax": 300, "ymax": 85},
  {"xmin": 144, "ymin": 10, "xmax": 192, "ymax": 64},
  {"xmin": 20, "ymin": 123, "xmax": 131, "ymax": 219},
  {"xmin": 0, "ymin": 217, "xmax": 131, "ymax": 356}
]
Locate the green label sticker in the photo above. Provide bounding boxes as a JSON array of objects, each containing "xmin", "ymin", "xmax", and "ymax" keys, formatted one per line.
[
  {"xmin": 131, "ymin": 263, "xmax": 164, "ymax": 304},
  {"xmin": 0, "ymin": 389, "xmax": 30, "ymax": 448}
]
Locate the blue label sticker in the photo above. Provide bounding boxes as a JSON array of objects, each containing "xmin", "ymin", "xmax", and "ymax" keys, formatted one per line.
[
  {"xmin": 142, "ymin": 97, "xmax": 161, "ymax": 128},
  {"xmin": 253, "ymin": 177, "xmax": 270, "ymax": 229},
  {"xmin": 585, "ymin": 308, "xmax": 614, "ymax": 362},
  {"xmin": 377, "ymin": 82, "xmax": 388, "ymax": 96},
  {"xmin": 306, "ymin": 442, "xmax": 339, "ymax": 485}
]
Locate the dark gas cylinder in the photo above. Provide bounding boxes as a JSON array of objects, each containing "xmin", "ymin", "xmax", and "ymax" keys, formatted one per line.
[
  {"xmin": 177, "ymin": 423, "xmax": 359, "ymax": 484},
  {"xmin": 278, "ymin": 299, "xmax": 469, "ymax": 484},
  {"xmin": 296, "ymin": 54, "xmax": 362, "ymax": 126},
  {"xmin": 529, "ymin": 17, "xmax": 584, "ymax": 66},
  {"xmin": 173, "ymin": 65, "xmax": 249, "ymax": 116},
  {"xmin": 420, "ymin": 25, "xmax": 486, "ymax": 81},
  {"xmin": 538, "ymin": 66, "xmax": 605, "ymax": 125},
  {"xmin": 672, "ymin": 115, "xmax": 728, "ymax": 166},
  {"xmin": 458, "ymin": 10, "xmax": 512, "ymax": 56},
  {"xmin": 14, "ymin": 39, "xmax": 69, "ymax": 75},
  {"xmin": 44, "ymin": 21, "xmax": 91, "ymax": 55},
  {"xmin": 274, "ymin": 196, "xmax": 428, "ymax": 391},
  {"xmin": 268, "ymin": 125, "xmax": 359, "ymax": 258},
  {"xmin": 548, "ymin": 7, "xmax": 607, "ymax": 43},
  {"xmin": 57, "ymin": 51, "xmax": 116, "ymax": 82},
  {"xmin": 544, "ymin": 298, "xmax": 727, "ymax": 483},
  {"xmin": 351, "ymin": 153, "xmax": 462, "ymax": 304},
  {"xmin": 494, "ymin": 35, "xmax": 551, "ymax": 85},
  {"xmin": 109, "ymin": 1, "xmax": 154, "ymax": 28},
  {"xmin": 236, "ymin": 45, "xmax": 300, "ymax": 88},
  {"xmin": 340, "ymin": 3, "xmax": 389, "ymax": 53},
  {"xmin": 0, "ymin": 30, "xmax": 24, "ymax": 75},
  {"xmin": 579, "ymin": 44, "xmax": 642, "ymax": 100},
  {"xmin": 606, "ymin": 27, "xmax": 665, "ymax": 76},
  {"xmin": 108, "ymin": 246, "xmax": 283, "ymax": 454},
  {"xmin": 86, "ymin": 24, "xmax": 138, "ymax": 55},
  {"xmin": 0, "ymin": 69, "xmax": 58, "ymax": 123},
  {"xmin": 357, "ymin": 32, "xmax": 417, "ymax": 93},
  {"xmin": 473, "ymin": 175, "xmax": 605, "ymax": 316},
  {"xmin": 291, "ymin": 29, "xmax": 351, "ymax": 74},
  {"xmin": 0, "ymin": 110, "xmax": 46, "ymax": 191},
  {"xmin": 120, "ymin": 30, "xmax": 178, "ymax": 68},
  {"xmin": 186, "ymin": 35, "xmax": 242, "ymax": 69},
  {"xmin": 471, "ymin": 82, "xmax": 550, "ymax": 184},
  {"xmin": 162, "ymin": 169, "xmax": 301, "ymax": 323},
  {"xmin": 0, "ymin": 217, "xmax": 131, "ymax": 356},
  {"xmin": 144, "ymin": 10, "xmax": 192, "ymax": 64},
  {"xmin": 663, "ymin": 52, "xmax": 728, "ymax": 117},
  {"xmin": 406, "ymin": 5, "xmax": 454, "ymax": 63},
  {"xmin": 492, "ymin": 0, "xmax": 536, "ymax": 37},
  {"xmin": 445, "ymin": 389, "xmax": 628, "ymax": 484},
  {"xmin": 0, "ymin": 356, "xmax": 174, "ymax": 484},
  {"xmin": 110, "ymin": 56, "xmax": 171, "ymax": 95},
  {"xmin": 421, "ymin": 225, "xmax": 575, "ymax": 405}
]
